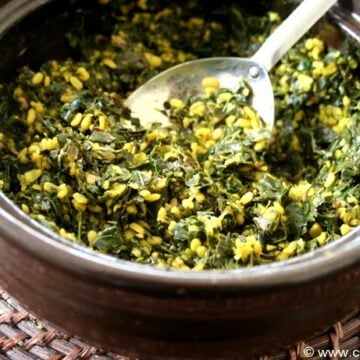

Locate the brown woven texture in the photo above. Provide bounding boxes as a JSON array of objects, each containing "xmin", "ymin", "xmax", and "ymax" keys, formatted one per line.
[{"xmin": 0, "ymin": 289, "xmax": 359, "ymax": 360}]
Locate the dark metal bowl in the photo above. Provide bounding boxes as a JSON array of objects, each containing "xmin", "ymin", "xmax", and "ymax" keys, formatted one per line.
[{"xmin": 0, "ymin": 1, "xmax": 359, "ymax": 358}]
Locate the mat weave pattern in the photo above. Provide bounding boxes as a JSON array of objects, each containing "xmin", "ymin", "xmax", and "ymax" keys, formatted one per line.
[{"xmin": 0, "ymin": 290, "xmax": 359, "ymax": 360}]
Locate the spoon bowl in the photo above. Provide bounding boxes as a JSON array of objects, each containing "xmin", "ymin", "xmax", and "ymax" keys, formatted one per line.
[
  {"xmin": 126, "ymin": 0, "xmax": 337, "ymax": 130},
  {"xmin": 126, "ymin": 58, "xmax": 274, "ymax": 128}
]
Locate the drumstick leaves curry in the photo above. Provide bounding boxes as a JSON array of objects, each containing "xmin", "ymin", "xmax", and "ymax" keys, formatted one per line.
[{"xmin": 0, "ymin": 0, "xmax": 359, "ymax": 270}]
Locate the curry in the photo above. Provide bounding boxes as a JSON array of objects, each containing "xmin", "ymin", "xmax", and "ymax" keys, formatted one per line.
[{"xmin": 0, "ymin": 0, "xmax": 359, "ymax": 270}]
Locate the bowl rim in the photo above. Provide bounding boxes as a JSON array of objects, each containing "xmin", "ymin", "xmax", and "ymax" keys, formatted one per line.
[{"xmin": 0, "ymin": 0, "xmax": 359, "ymax": 293}]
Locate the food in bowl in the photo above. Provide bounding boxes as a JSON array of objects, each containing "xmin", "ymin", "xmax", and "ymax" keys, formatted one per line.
[{"xmin": 0, "ymin": 0, "xmax": 359, "ymax": 270}]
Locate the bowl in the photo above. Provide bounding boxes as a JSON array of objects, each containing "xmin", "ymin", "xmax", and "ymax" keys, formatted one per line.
[{"xmin": 0, "ymin": 0, "xmax": 359, "ymax": 358}]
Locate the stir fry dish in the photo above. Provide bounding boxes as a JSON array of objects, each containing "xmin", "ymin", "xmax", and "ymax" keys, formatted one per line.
[{"xmin": 0, "ymin": 0, "xmax": 359, "ymax": 270}]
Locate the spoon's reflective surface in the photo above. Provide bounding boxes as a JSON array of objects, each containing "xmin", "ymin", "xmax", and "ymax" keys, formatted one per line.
[
  {"xmin": 126, "ymin": 58, "xmax": 273, "ymax": 128},
  {"xmin": 126, "ymin": 0, "xmax": 337, "ymax": 130}
]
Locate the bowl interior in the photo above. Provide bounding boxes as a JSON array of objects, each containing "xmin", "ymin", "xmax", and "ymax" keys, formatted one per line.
[{"xmin": 0, "ymin": 0, "xmax": 359, "ymax": 292}]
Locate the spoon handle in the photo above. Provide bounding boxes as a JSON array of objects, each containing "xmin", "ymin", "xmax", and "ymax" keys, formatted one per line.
[{"xmin": 252, "ymin": 0, "xmax": 337, "ymax": 71}]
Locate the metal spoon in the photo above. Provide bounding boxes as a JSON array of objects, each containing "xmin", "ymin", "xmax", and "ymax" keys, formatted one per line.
[{"xmin": 126, "ymin": 0, "xmax": 337, "ymax": 129}]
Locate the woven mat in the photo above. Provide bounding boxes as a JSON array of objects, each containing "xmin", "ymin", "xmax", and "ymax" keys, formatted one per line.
[{"xmin": 0, "ymin": 290, "xmax": 359, "ymax": 359}]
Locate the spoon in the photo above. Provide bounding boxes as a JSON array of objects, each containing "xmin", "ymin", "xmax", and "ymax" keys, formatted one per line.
[{"xmin": 126, "ymin": 0, "xmax": 337, "ymax": 129}]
